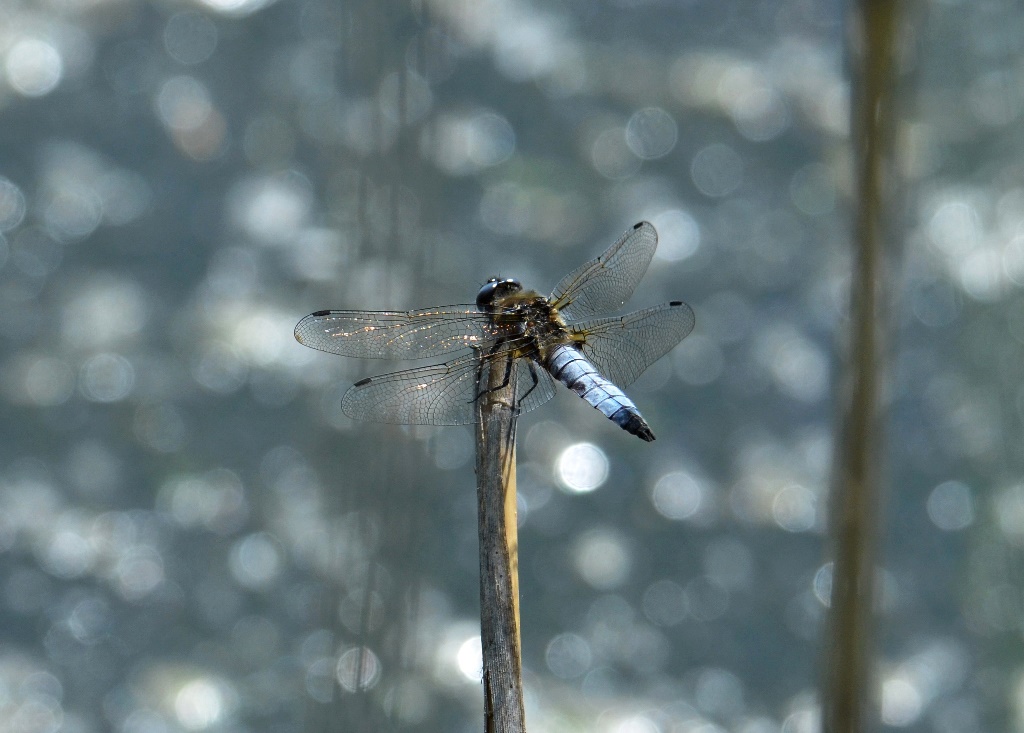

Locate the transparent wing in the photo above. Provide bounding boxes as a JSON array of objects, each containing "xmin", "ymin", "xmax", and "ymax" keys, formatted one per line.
[
  {"xmin": 549, "ymin": 221, "xmax": 658, "ymax": 322},
  {"xmin": 571, "ymin": 301, "xmax": 695, "ymax": 388},
  {"xmin": 341, "ymin": 348, "xmax": 556, "ymax": 425},
  {"xmin": 294, "ymin": 306, "xmax": 502, "ymax": 359}
]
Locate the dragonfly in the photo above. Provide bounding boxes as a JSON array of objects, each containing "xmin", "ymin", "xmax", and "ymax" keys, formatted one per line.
[{"xmin": 294, "ymin": 221, "xmax": 695, "ymax": 441}]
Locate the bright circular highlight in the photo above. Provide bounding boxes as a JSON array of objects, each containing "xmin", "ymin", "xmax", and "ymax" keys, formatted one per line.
[{"xmin": 556, "ymin": 442, "xmax": 609, "ymax": 493}]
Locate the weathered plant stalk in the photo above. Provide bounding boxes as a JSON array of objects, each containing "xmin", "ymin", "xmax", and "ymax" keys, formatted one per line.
[{"xmin": 475, "ymin": 357, "xmax": 525, "ymax": 733}]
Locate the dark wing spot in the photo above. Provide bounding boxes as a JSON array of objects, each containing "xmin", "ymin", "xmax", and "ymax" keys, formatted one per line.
[
  {"xmin": 311, "ymin": 310, "xmax": 331, "ymax": 317},
  {"xmin": 669, "ymin": 301, "xmax": 683, "ymax": 306},
  {"xmin": 632, "ymin": 221, "xmax": 643, "ymax": 230},
  {"xmin": 354, "ymin": 377, "xmax": 372, "ymax": 386}
]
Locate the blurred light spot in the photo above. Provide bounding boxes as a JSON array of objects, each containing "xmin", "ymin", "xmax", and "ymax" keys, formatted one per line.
[
  {"xmin": 812, "ymin": 562, "xmax": 833, "ymax": 607},
  {"xmin": 115, "ymin": 545, "xmax": 165, "ymax": 601},
  {"xmin": 729, "ymin": 81, "xmax": 789, "ymax": 141},
  {"xmin": 927, "ymin": 197, "xmax": 981, "ymax": 259},
  {"xmin": 5, "ymin": 38, "xmax": 63, "ymax": 97},
  {"xmin": 651, "ymin": 471, "xmax": 706, "ymax": 521},
  {"xmin": 545, "ymin": 632, "xmax": 592, "ymax": 679},
  {"xmin": 305, "ymin": 657, "xmax": 335, "ymax": 703},
  {"xmin": 62, "ymin": 276, "xmax": 147, "ymax": 349},
  {"xmin": 1004, "ymin": 236, "xmax": 1024, "ymax": 288},
  {"xmin": 0, "ymin": 177, "xmax": 27, "ymax": 231},
  {"xmin": 994, "ymin": 483, "xmax": 1024, "ymax": 546},
  {"xmin": 197, "ymin": 0, "xmax": 278, "ymax": 16},
  {"xmin": 156, "ymin": 76, "xmax": 226, "ymax": 159},
  {"xmin": 691, "ymin": 143, "xmax": 743, "ymax": 197},
  {"xmin": 772, "ymin": 484, "xmax": 817, "ymax": 532},
  {"xmin": 157, "ymin": 75, "xmax": 213, "ymax": 131},
  {"xmin": 338, "ymin": 589, "xmax": 386, "ymax": 634},
  {"xmin": 68, "ymin": 597, "xmax": 109, "ymax": 643},
  {"xmin": 695, "ymin": 667, "xmax": 745, "ymax": 718},
  {"xmin": 44, "ymin": 515, "xmax": 96, "ymax": 578},
  {"xmin": 429, "ymin": 111, "xmax": 515, "ymax": 175},
  {"xmin": 4, "ymin": 354, "xmax": 75, "ymax": 406},
  {"xmin": 573, "ymin": 528, "xmax": 631, "ymax": 589},
  {"xmin": 175, "ymin": 677, "xmax": 232, "ymax": 730},
  {"xmin": 880, "ymin": 675, "xmax": 923, "ymax": 727},
  {"xmin": 959, "ymin": 248, "xmax": 1003, "ymax": 302},
  {"xmin": 164, "ymin": 12, "xmax": 219, "ymax": 65},
  {"xmin": 651, "ymin": 209, "xmax": 700, "ymax": 262},
  {"xmin": 642, "ymin": 579, "xmax": 686, "ymax": 626},
  {"xmin": 79, "ymin": 353, "xmax": 135, "ymax": 402},
  {"xmin": 556, "ymin": 442, "xmax": 608, "ymax": 493},
  {"xmin": 739, "ymin": 717, "xmax": 782, "ymax": 733},
  {"xmin": 430, "ymin": 427, "xmax": 473, "ymax": 471},
  {"xmin": 222, "ymin": 309, "xmax": 296, "ymax": 368},
  {"xmin": 134, "ymin": 403, "xmax": 187, "ymax": 453},
  {"xmin": 9, "ymin": 226, "xmax": 61, "ymax": 277},
  {"xmin": 3, "ymin": 693, "xmax": 63, "ymax": 732},
  {"xmin": 492, "ymin": 13, "xmax": 561, "ymax": 82},
  {"xmin": 228, "ymin": 172, "xmax": 313, "ymax": 244},
  {"xmin": 98, "ymin": 170, "xmax": 153, "ymax": 225},
  {"xmin": 228, "ymin": 532, "xmax": 282, "ymax": 589},
  {"xmin": 334, "ymin": 97, "xmax": 396, "ymax": 155},
  {"xmin": 192, "ymin": 344, "xmax": 248, "ymax": 394},
  {"xmin": 456, "ymin": 635, "xmax": 482, "ymax": 682},
  {"xmin": 782, "ymin": 706, "xmax": 820, "ymax": 733},
  {"xmin": 672, "ymin": 334, "xmax": 724, "ymax": 386},
  {"xmin": 611, "ymin": 714, "xmax": 659, "ymax": 733},
  {"xmin": 684, "ymin": 576, "xmax": 729, "ymax": 621},
  {"xmin": 591, "ymin": 127, "xmax": 641, "ymax": 180},
  {"xmin": 754, "ymin": 326, "xmax": 828, "ymax": 403},
  {"xmin": 926, "ymin": 480, "xmax": 974, "ymax": 531},
  {"xmin": 625, "ymin": 107, "xmax": 677, "ymax": 160},
  {"xmin": 44, "ymin": 189, "xmax": 103, "ymax": 241},
  {"xmin": 790, "ymin": 163, "xmax": 836, "ymax": 217},
  {"xmin": 337, "ymin": 646, "xmax": 382, "ymax": 692}
]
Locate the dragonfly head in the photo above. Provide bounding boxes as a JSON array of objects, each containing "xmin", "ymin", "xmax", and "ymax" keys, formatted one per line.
[{"xmin": 476, "ymin": 277, "xmax": 522, "ymax": 310}]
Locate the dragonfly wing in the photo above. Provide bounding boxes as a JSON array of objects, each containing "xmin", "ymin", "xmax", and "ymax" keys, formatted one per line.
[
  {"xmin": 571, "ymin": 301, "xmax": 695, "ymax": 387},
  {"xmin": 295, "ymin": 306, "xmax": 498, "ymax": 359},
  {"xmin": 548, "ymin": 221, "xmax": 658, "ymax": 322},
  {"xmin": 341, "ymin": 349, "xmax": 556, "ymax": 425}
]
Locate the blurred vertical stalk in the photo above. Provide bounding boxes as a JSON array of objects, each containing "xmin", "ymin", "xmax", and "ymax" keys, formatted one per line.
[
  {"xmin": 824, "ymin": 2, "xmax": 905, "ymax": 731},
  {"xmin": 475, "ymin": 358, "xmax": 526, "ymax": 733}
]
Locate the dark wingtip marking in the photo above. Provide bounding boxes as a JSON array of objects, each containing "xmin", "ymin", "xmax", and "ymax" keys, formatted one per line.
[
  {"xmin": 311, "ymin": 310, "xmax": 331, "ymax": 317},
  {"xmin": 633, "ymin": 221, "xmax": 644, "ymax": 229},
  {"xmin": 670, "ymin": 301, "xmax": 683, "ymax": 306},
  {"xmin": 354, "ymin": 377, "xmax": 372, "ymax": 387}
]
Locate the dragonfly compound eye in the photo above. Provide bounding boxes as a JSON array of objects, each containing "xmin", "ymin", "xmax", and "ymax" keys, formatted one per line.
[{"xmin": 476, "ymin": 278, "xmax": 522, "ymax": 309}]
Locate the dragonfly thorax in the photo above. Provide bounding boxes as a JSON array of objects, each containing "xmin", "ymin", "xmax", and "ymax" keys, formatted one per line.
[{"xmin": 476, "ymin": 277, "xmax": 523, "ymax": 310}]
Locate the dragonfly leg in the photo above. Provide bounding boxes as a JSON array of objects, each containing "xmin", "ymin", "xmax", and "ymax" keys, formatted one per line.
[
  {"xmin": 471, "ymin": 340, "xmax": 514, "ymax": 403},
  {"xmin": 518, "ymin": 360, "xmax": 541, "ymax": 404}
]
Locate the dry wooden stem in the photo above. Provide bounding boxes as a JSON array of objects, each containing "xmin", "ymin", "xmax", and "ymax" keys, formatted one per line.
[{"xmin": 475, "ymin": 358, "xmax": 525, "ymax": 733}]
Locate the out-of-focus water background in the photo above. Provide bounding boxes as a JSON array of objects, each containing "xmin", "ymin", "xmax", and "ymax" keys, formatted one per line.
[{"xmin": 1, "ymin": 1, "xmax": 1021, "ymax": 731}]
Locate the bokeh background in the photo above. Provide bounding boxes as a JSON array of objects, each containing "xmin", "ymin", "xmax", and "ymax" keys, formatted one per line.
[{"xmin": 1, "ymin": 0, "xmax": 1022, "ymax": 731}]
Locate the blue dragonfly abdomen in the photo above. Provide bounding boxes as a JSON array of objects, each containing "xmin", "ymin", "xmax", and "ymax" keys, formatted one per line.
[{"xmin": 545, "ymin": 344, "xmax": 655, "ymax": 441}]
